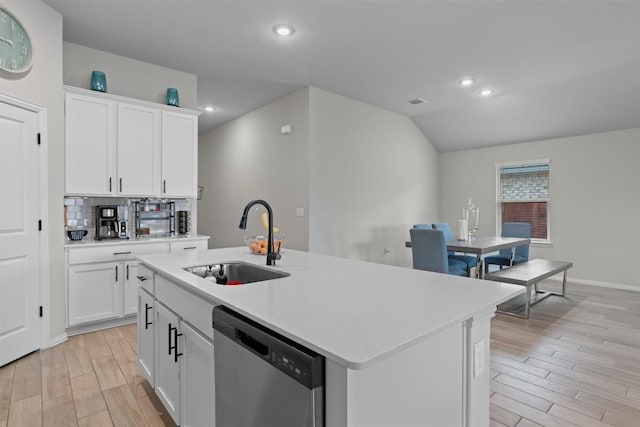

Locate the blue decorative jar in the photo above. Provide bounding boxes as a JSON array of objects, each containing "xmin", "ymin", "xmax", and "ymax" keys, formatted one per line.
[
  {"xmin": 165, "ymin": 88, "xmax": 179, "ymax": 107},
  {"xmin": 90, "ymin": 71, "xmax": 107, "ymax": 92}
]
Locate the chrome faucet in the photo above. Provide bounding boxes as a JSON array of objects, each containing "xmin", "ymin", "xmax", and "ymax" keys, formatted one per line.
[{"xmin": 239, "ymin": 200, "xmax": 281, "ymax": 266}]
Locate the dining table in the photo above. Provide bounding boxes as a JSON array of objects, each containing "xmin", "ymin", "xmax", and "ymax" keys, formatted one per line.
[{"xmin": 406, "ymin": 236, "xmax": 530, "ymax": 279}]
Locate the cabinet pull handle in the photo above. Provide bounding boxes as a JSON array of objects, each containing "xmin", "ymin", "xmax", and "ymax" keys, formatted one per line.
[
  {"xmin": 168, "ymin": 323, "xmax": 174, "ymax": 355},
  {"xmin": 113, "ymin": 251, "xmax": 132, "ymax": 255},
  {"xmin": 174, "ymin": 329, "xmax": 183, "ymax": 363},
  {"xmin": 137, "ymin": 275, "xmax": 148, "ymax": 282},
  {"xmin": 183, "ymin": 246, "xmax": 197, "ymax": 250},
  {"xmin": 115, "ymin": 265, "xmax": 118, "ymax": 282},
  {"xmin": 144, "ymin": 303, "xmax": 152, "ymax": 329},
  {"xmin": 109, "ymin": 177, "xmax": 112, "ymax": 192},
  {"xmin": 163, "ymin": 180, "xmax": 166, "ymax": 194},
  {"xmin": 126, "ymin": 264, "xmax": 129, "ymax": 280},
  {"xmin": 119, "ymin": 177, "xmax": 123, "ymax": 193}
]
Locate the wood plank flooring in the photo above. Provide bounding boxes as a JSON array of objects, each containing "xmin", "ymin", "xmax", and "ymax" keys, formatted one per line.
[
  {"xmin": 1, "ymin": 281, "xmax": 639, "ymax": 426},
  {"xmin": 0, "ymin": 323, "xmax": 175, "ymax": 427}
]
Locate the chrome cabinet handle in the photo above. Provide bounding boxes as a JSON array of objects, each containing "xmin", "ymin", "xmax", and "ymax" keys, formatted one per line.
[
  {"xmin": 183, "ymin": 246, "xmax": 197, "ymax": 250},
  {"xmin": 113, "ymin": 251, "xmax": 132, "ymax": 255}
]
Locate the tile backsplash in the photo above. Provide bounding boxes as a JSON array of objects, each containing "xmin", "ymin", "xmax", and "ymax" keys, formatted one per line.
[{"xmin": 64, "ymin": 197, "xmax": 191, "ymax": 241}]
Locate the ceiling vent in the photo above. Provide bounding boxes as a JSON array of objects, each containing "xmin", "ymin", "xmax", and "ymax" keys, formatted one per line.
[{"xmin": 408, "ymin": 97, "xmax": 428, "ymax": 105}]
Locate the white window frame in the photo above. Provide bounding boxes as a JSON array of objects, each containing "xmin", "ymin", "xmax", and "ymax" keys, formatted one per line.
[{"xmin": 495, "ymin": 159, "xmax": 551, "ymax": 245}]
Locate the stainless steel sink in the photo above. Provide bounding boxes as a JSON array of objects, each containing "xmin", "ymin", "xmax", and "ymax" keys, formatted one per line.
[{"xmin": 183, "ymin": 261, "xmax": 290, "ymax": 285}]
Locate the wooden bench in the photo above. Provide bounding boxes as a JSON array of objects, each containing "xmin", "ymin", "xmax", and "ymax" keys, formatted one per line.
[{"xmin": 484, "ymin": 259, "xmax": 573, "ymax": 319}]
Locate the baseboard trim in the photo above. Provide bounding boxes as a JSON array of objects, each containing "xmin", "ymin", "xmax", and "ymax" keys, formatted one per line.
[
  {"xmin": 48, "ymin": 333, "xmax": 68, "ymax": 348},
  {"xmin": 66, "ymin": 315, "xmax": 136, "ymax": 337},
  {"xmin": 548, "ymin": 275, "xmax": 639, "ymax": 292}
]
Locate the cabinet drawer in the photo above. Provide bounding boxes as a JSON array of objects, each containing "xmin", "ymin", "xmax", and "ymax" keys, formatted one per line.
[
  {"xmin": 136, "ymin": 264, "xmax": 155, "ymax": 295},
  {"xmin": 155, "ymin": 274, "xmax": 214, "ymax": 340},
  {"xmin": 68, "ymin": 242, "xmax": 170, "ymax": 265},
  {"xmin": 170, "ymin": 240, "xmax": 208, "ymax": 252}
]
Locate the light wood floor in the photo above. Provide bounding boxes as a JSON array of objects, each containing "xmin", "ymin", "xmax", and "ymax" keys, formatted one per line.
[{"xmin": 1, "ymin": 282, "xmax": 639, "ymax": 426}]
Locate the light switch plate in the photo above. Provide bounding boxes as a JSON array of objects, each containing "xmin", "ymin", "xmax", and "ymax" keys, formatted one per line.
[
  {"xmin": 296, "ymin": 208, "xmax": 304, "ymax": 217},
  {"xmin": 473, "ymin": 339, "xmax": 485, "ymax": 378}
]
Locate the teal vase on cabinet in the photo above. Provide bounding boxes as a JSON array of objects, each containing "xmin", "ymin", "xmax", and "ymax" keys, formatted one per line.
[
  {"xmin": 165, "ymin": 88, "xmax": 179, "ymax": 107},
  {"xmin": 90, "ymin": 71, "xmax": 107, "ymax": 92}
]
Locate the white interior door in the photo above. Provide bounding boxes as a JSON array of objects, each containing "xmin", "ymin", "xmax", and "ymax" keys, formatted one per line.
[{"xmin": 0, "ymin": 102, "xmax": 40, "ymax": 367}]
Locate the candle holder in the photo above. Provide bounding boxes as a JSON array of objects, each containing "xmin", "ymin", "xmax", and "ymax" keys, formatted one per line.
[
  {"xmin": 90, "ymin": 71, "xmax": 107, "ymax": 92},
  {"xmin": 165, "ymin": 88, "xmax": 179, "ymax": 107}
]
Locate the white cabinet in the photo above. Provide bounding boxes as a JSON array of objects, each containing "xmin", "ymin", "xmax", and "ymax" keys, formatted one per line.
[
  {"xmin": 161, "ymin": 111, "xmax": 198, "ymax": 197},
  {"xmin": 68, "ymin": 261, "xmax": 120, "ymax": 325},
  {"xmin": 65, "ymin": 86, "xmax": 198, "ymax": 198},
  {"xmin": 137, "ymin": 287, "xmax": 155, "ymax": 386},
  {"xmin": 154, "ymin": 301, "xmax": 182, "ymax": 425},
  {"xmin": 169, "ymin": 239, "xmax": 208, "ymax": 252},
  {"xmin": 65, "ymin": 92, "xmax": 115, "ymax": 195},
  {"xmin": 180, "ymin": 320, "xmax": 215, "ymax": 427},
  {"xmin": 123, "ymin": 260, "xmax": 140, "ymax": 316},
  {"xmin": 138, "ymin": 264, "xmax": 216, "ymax": 426},
  {"xmin": 117, "ymin": 103, "xmax": 160, "ymax": 196}
]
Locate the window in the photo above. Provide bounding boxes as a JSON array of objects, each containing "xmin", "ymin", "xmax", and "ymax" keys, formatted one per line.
[{"xmin": 496, "ymin": 160, "xmax": 550, "ymax": 242}]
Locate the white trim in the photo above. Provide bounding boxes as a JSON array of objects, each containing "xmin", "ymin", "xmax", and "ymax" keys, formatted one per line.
[
  {"xmin": 47, "ymin": 333, "xmax": 68, "ymax": 349},
  {"xmin": 548, "ymin": 275, "xmax": 640, "ymax": 292},
  {"xmin": 0, "ymin": 92, "xmax": 50, "ymax": 351},
  {"xmin": 494, "ymin": 159, "xmax": 551, "ymax": 169}
]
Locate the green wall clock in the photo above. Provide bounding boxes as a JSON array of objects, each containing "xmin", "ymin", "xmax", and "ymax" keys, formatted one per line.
[{"xmin": 0, "ymin": 7, "xmax": 33, "ymax": 77}]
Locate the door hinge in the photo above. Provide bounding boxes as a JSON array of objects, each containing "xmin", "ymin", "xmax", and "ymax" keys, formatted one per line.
[
  {"xmin": 37, "ymin": 133, "xmax": 41, "ymax": 145},
  {"xmin": 39, "ymin": 306, "xmax": 43, "ymax": 317},
  {"xmin": 38, "ymin": 220, "xmax": 42, "ymax": 231}
]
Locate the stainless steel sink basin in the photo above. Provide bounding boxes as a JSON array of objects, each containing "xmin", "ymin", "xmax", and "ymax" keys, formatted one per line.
[{"xmin": 183, "ymin": 261, "xmax": 290, "ymax": 285}]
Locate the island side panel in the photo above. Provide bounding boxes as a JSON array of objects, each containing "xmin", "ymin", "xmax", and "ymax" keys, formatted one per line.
[
  {"xmin": 326, "ymin": 321, "xmax": 465, "ymax": 427},
  {"xmin": 464, "ymin": 308, "xmax": 495, "ymax": 427}
]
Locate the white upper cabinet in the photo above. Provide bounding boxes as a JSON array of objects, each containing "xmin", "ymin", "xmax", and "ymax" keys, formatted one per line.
[
  {"xmin": 64, "ymin": 87, "xmax": 199, "ymax": 198},
  {"xmin": 161, "ymin": 111, "xmax": 198, "ymax": 198},
  {"xmin": 65, "ymin": 92, "xmax": 115, "ymax": 195},
  {"xmin": 117, "ymin": 104, "xmax": 160, "ymax": 196}
]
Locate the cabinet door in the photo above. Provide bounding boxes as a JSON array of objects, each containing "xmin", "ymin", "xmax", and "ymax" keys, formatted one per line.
[
  {"xmin": 68, "ymin": 261, "xmax": 121, "ymax": 326},
  {"xmin": 180, "ymin": 321, "xmax": 215, "ymax": 427},
  {"xmin": 117, "ymin": 103, "xmax": 160, "ymax": 196},
  {"xmin": 161, "ymin": 111, "xmax": 197, "ymax": 197},
  {"xmin": 65, "ymin": 92, "xmax": 115, "ymax": 195},
  {"xmin": 123, "ymin": 261, "xmax": 139, "ymax": 316},
  {"xmin": 137, "ymin": 288, "xmax": 155, "ymax": 386},
  {"xmin": 155, "ymin": 302, "xmax": 181, "ymax": 425}
]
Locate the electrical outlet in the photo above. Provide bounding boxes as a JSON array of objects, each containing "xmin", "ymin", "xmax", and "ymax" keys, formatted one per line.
[{"xmin": 474, "ymin": 339, "xmax": 485, "ymax": 378}]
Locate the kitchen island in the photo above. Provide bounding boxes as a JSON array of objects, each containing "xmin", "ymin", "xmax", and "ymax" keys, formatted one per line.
[{"xmin": 137, "ymin": 247, "xmax": 523, "ymax": 427}]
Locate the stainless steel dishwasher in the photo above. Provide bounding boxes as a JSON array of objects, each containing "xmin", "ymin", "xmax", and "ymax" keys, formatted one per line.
[{"xmin": 213, "ymin": 306, "xmax": 325, "ymax": 427}]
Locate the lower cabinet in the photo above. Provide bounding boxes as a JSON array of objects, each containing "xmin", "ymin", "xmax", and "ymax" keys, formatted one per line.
[
  {"xmin": 154, "ymin": 302, "xmax": 182, "ymax": 424},
  {"xmin": 141, "ymin": 283, "xmax": 216, "ymax": 426},
  {"xmin": 68, "ymin": 262, "xmax": 120, "ymax": 325},
  {"xmin": 137, "ymin": 287, "xmax": 155, "ymax": 386},
  {"xmin": 123, "ymin": 260, "xmax": 140, "ymax": 315}
]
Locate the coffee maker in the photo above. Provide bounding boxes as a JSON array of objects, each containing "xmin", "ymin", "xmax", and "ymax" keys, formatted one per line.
[{"xmin": 95, "ymin": 205, "xmax": 127, "ymax": 240}]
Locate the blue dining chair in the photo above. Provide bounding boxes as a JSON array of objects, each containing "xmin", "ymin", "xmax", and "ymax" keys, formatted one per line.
[
  {"xmin": 433, "ymin": 222, "xmax": 478, "ymax": 276},
  {"xmin": 412, "ymin": 223, "xmax": 434, "ymax": 229},
  {"xmin": 484, "ymin": 222, "xmax": 532, "ymax": 274},
  {"xmin": 409, "ymin": 228, "xmax": 467, "ymax": 276}
]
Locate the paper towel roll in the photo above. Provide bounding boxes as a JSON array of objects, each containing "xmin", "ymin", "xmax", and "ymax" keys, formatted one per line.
[{"xmin": 458, "ymin": 219, "xmax": 468, "ymax": 240}]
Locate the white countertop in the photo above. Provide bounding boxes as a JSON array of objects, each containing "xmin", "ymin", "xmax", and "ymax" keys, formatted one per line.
[
  {"xmin": 138, "ymin": 247, "xmax": 523, "ymax": 370},
  {"xmin": 64, "ymin": 234, "xmax": 209, "ymax": 248}
]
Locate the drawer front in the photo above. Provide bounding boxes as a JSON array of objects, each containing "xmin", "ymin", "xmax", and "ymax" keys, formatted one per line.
[
  {"xmin": 136, "ymin": 264, "xmax": 155, "ymax": 295},
  {"xmin": 155, "ymin": 274, "xmax": 215, "ymax": 340},
  {"xmin": 170, "ymin": 239, "xmax": 208, "ymax": 252},
  {"xmin": 68, "ymin": 242, "xmax": 170, "ymax": 264}
]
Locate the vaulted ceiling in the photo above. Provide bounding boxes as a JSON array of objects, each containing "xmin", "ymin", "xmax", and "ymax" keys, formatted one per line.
[{"xmin": 45, "ymin": 1, "xmax": 640, "ymax": 152}]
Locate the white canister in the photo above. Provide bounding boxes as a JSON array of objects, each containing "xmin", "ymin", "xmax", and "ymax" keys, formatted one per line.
[{"xmin": 458, "ymin": 219, "xmax": 468, "ymax": 240}]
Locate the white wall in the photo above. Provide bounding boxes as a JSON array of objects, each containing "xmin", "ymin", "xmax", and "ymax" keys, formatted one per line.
[
  {"xmin": 0, "ymin": 0, "xmax": 64, "ymax": 339},
  {"xmin": 63, "ymin": 42, "xmax": 198, "ymax": 109},
  {"xmin": 439, "ymin": 128, "xmax": 640, "ymax": 289},
  {"xmin": 308, "ymin": 88, "xmax": 439, "ymax": 267},
  {"xmin": 198, "ymin": 88, "xmax": 310, "ymax": 251}
]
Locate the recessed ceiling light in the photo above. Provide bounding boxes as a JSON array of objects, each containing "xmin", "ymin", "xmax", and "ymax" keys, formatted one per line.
[
  {"xmin": 204, "ymin": 106, "xmax": 216, "ymax": 113},
  {"xmin": 479, "ymin": 89, "xmax": 494, "ymax": 97},
  {"xmin": 273, "ymin": 24, "xmax": 294, "ymax": 36},
  {"xmin": 458, "ymin": 78, "xmax": 475, "ymax": 87},
  {"xmin": 408, "ymin": 97, "xmax": 428, "ymax": 105}
]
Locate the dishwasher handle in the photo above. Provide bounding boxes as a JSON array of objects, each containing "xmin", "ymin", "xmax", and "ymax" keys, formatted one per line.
[{"xmin": 237, "ymin": 329, "xmax": 269, "ymax": 357}]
